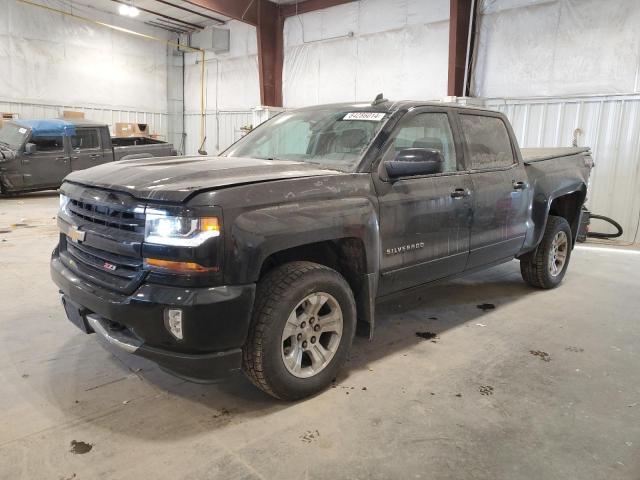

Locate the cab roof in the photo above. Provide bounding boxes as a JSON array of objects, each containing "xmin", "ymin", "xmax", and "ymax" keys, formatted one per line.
[
  {"xmin": 293, "ymin": 99, "xmax": 496, "ymax": 114},
  {"xmin": 13, "ymin": 118, "xmax": 106, "ymax": 137}
]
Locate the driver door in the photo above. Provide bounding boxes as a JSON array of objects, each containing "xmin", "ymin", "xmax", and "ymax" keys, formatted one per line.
[
  {"xmin": 374, "ymin": 108, "xmax": 473, "ymax": 296},
  {"xmin": 21, "ymin": 134, "xmax": 70, "ymax": 189}
]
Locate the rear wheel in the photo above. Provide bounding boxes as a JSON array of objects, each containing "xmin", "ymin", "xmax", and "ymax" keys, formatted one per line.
[
  {"xmin": 242, "ymin": 261, "xmax": 356, "ymax": 400},
  {"xmin": 520, "ymin": 215, "xmax": 572, "ymax": 289}
]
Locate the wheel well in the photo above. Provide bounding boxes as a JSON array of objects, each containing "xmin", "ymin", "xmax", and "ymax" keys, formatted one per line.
[
  {"xmin": 259, "ymin": 238, "xmax": 370, "ymax": 335},
  {"xmin": 548, "ymin": 189, "xmax": 586, "ymax": 243},
  {"xmin": 259, "ymin": 238, "xmax": 367, "ymax": 288}
]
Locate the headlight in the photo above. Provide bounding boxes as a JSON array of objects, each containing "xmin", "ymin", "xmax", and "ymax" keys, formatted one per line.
[
  {"xmin": 144, "ymin": 213, "xmax": 220, "ymax": 247},
  {"xmin": 59, "ymin": 194, "xmax": 70, "ymax": 214}
]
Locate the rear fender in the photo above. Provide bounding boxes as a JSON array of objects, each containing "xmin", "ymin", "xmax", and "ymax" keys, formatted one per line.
[{"xmin": 522, "ymin": 182, "xmax": 587, "ymax": 254}]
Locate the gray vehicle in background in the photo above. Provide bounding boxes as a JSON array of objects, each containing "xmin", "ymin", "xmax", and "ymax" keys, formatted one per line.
[{"xmin": 0, "ymin": 119, "xmax": 177, "ymax": 194}]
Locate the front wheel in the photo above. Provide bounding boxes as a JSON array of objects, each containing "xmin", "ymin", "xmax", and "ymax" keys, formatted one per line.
[
  {"xmin": 242, "ymin": 261, "xmax": 356, "ymax": 400},
  {"xmin": 520, "ymin": 215, "xmax": 573, "ymax": 289}
]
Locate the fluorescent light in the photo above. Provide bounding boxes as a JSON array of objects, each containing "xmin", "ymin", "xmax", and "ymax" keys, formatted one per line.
[{"xmin": 118, "ymin": 4, "xmax": 140, "ymax": 17}]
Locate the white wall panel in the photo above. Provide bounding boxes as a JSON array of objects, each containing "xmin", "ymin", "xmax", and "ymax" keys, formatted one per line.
[
  {"xmin": 283, "ymin": 0, "xmax": 450, "ymax": 108},
  {"xmin": 0, "ymin": 0, "xmax": 170, "ymax": 113},
  {"xmin": 485, "ymin": 95, "xmax": 640, "ymax": 244},
  {"xmin": 473, "ymin": 0, "xmax": 640, "ymax": 97},
  {"xmin": 183, "ymin": 21, "xmax": 260, "ymax": 153},
  {"xmin": 183, "ymin": 111, "xmax": 252, "ymax": 156}
]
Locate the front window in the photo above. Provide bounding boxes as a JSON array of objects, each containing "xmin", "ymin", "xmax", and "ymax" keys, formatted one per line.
[
  {"xmin": 32, "ymin": 135, "xmax": 64, "ymax": 152},
  {"xmin": 222, "ymin": 108, "xmax": 389, "ymax": 172},
  {"xmin": 0, "ymin": 122, "xmax": 29, "ymax": 150}
]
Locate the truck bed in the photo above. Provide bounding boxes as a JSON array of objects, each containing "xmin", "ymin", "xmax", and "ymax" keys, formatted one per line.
[
  {"xmin": 521, "ymin": 147, "xmax": 590, "ymax": 164},
  {"xmin": 112, "ymin": 140, "xmax": 176, "ymax": 161}
]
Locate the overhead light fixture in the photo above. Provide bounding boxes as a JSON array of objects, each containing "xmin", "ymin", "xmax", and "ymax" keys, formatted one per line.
[{"xmin": 118, "ymin": 3, "xmax": 140, "ymax": 17}]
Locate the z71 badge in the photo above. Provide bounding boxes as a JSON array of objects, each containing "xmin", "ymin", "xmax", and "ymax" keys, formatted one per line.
[{"xmin": 385, "ymin": 242, "xmax": 425, "ymax": 255}]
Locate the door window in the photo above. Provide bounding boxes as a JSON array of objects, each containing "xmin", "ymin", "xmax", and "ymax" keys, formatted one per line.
[
  {"xmin": 71, "ymin": 129, "xmax": 100, "ymax": 150},
  {"xmin": 460, "ymin": 115, "xmax": 515, "ymax": 169},
  {"xmin": 31, "ymin": 136, "xmax": 64, "ymax": 152},
  {"xmin": 383, "ymin": 113, "xmax": 458, "ymax": 173}
]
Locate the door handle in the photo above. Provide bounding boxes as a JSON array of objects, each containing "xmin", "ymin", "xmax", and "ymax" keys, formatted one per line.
[
  {"xmin": 450, "ymin": 188, "xmax": 470, "ymax": 199},
  {"xmin": 90, "ymin": 154, "xmax": 100, "ymax": 159},
  {"xmin": 71, "ymin": 156, "xmax": 79, "ymax": 160},
  {"xmin": 55, "ymin": 156, "xmax": 68, "ymax": 162},
  {"xmin": 512, "ymin": 181, "xmax": 526, "ymax": 190}
]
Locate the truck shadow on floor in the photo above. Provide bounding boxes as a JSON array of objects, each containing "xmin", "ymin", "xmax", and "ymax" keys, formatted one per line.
[
  {"xmin": 45, "ymin": 262, "xmax": 536, "ymax": 440},
  {"xmin": 347, "ymin": 265, "xmax": 532, "ymax": 372}
]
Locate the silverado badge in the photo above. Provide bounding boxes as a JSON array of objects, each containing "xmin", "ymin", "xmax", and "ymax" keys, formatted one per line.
[{"xmin": 385, "ymin": 242, "xmax": 425, "ymax": 255}]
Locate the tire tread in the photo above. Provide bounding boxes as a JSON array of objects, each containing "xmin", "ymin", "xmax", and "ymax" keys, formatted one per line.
[
  {"xmin": 520, "ymin": 215, "xmax": 571, "ymax": 289},
  {"xmin": 242, "ymin": 261, "xmax": 346, "ymax": 399}
]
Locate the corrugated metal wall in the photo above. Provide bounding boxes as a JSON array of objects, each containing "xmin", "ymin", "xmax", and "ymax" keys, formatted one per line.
[
  {"xmin": 183, "ymin": 111, "xmax": 252, "ymax": 156},
  {"xmin": 485, "ymin": 94, "xmax": 640, "ymax": 244},
  {"xmin": 0, "ymin": 99, "xmax": 168, "ymax": 141}
]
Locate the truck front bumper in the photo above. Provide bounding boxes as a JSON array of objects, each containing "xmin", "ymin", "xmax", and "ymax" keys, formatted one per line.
[{"xmin": 51, "ymin": 252, "xmax": 256, "ymax": 382}]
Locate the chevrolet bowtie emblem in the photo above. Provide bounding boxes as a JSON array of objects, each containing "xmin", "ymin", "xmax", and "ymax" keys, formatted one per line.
[{"xmin": 68, "ymin": 225, "xmax": 86, "ymax": 243}]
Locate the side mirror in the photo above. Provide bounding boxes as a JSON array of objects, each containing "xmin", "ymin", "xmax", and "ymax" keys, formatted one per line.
[
  {"xmin": 384, "ymin": 148, "xmax": 444, "ymax": 179},
  {"xmin": 25, "ymin": 143, "xmax": 37, "ymax": 155}
]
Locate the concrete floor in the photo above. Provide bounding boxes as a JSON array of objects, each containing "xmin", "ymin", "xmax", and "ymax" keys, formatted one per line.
[{"xmin": 1, "ymin": 192, "xmax": 639, "ymax": 480}]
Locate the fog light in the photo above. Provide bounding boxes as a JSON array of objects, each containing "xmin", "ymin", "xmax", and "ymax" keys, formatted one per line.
[{"xmin": 165, "ymin": 309, "xmax": 184, "ymax": 340}]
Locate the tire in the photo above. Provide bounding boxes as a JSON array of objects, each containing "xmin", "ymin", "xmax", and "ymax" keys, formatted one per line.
[
  {"xmin": 520, "ymin": 215, "xmax": 572, "ymax": 289},
  {"xmin": 242, "ymin": 261, "xmax": 357, "ymax": 400}
]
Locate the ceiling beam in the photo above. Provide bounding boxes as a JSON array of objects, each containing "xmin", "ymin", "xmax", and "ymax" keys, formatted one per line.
[
  {"xmin": 279, "ymin": 0, "xmax": 358, "ymax": 18},
  {"xmin": 182, "ymin": 0, "xmax": 258, "ymax": 25},
  {"xmin": 149, "ymin": 0, "xmax": 226, "ymax": 25},
  {"xmin": 448, "ymin": 0, "xmax": 475, "ymax": 96},
  {"xmin": 145, "ymin": 21, "xmax": 189, "ymax": 34},
  {"xmin": 110, "ymin": 0, "xmax": 204, "ymax": 29}
]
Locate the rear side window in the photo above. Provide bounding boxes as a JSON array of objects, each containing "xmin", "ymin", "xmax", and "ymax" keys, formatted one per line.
[
  {"xmin": 32, "ymin": 136, "xmax": 63, "ymax": 152},
  {"xmin": 71, "ymin": 129, "xmax": 100, "ymax": 150},
  {"xmin": 460, "ymin": 115, "xmax": 514, "ymax": 169}
]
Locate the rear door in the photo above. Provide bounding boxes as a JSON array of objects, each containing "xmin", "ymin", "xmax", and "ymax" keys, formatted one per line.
[
  {"xmin": 455, "ymin": 111, "xmax": 529, "ymax": 270},
  {"xmin": 70, "ymin": 128, "xmax": 104, "ymax": 172},
  {"xmin": 374, "ymin": 108, "xmax": 474, "ymax": 295},
  {"xmin": 21, "ymin": 133, "xmax": 70, "ymax": 188}
]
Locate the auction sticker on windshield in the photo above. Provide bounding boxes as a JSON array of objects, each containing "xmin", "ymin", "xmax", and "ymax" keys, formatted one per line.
[
  {"xmin": 18, "ymin": 128, "xmax": 27, "ymax": 134},
  {"xmin": 343, "ymin": 112, "xmax": 386, "ymax": 121}
]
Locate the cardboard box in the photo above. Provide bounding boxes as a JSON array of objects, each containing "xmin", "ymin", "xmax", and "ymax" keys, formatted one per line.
[
  {"xmin": 0, "ymin": 112, "xmax": 17, "ymax": 130},
  {"xmin": 62, "ymin": 110, "xmax": 85, "ymax": 119},
  {"xmin": 115, "ymin": 122, "xmax": 149, "ymax": 137}
]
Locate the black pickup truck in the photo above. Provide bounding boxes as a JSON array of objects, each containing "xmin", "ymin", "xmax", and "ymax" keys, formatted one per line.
[
  {"xmin": 51, "ymin": 100, "xmax": 593, "ymax": 400},
  {"xmin": 0, "ymin": 119, "xmax": 176, "ymax": 194}
]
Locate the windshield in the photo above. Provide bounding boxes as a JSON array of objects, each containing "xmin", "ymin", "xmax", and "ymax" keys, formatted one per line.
[
  {"xmin": 222, "ymin": 108, "xmax": 389, "ymax": 172},
  {"xmin": 0, "ymin": 122, "xmax": 29, "ymax": 150}
]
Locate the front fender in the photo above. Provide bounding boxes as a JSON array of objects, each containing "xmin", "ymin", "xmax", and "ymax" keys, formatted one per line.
[{"xmin": 225, "ymin": 197, "xmax": 380, "ymax": 285}]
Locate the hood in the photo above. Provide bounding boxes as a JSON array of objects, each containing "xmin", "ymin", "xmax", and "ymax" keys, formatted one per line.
[{"xmin": 65, "ymin": 155, "xmax": 342, "ymax": 203}]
